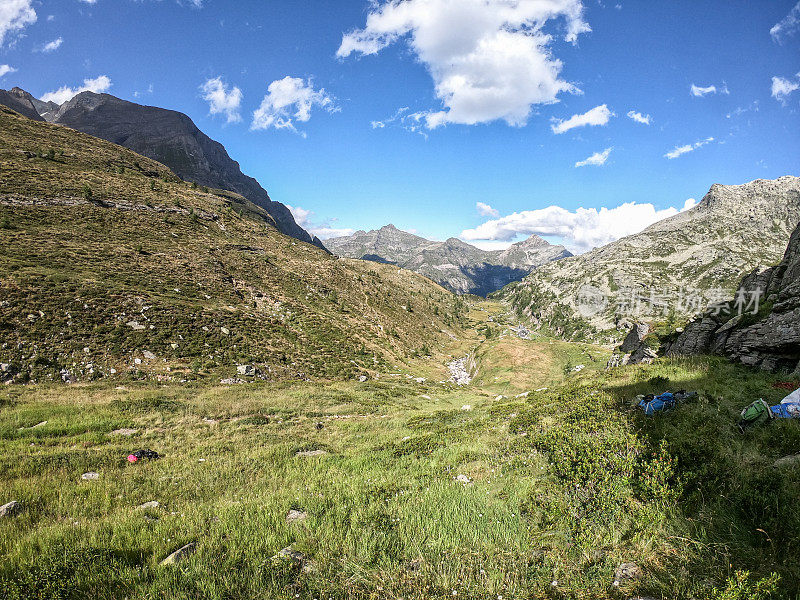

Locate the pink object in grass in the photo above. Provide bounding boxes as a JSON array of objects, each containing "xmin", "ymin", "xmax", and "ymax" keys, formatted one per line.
[{"xmin": 127, "ymin": 454, "xmax": 138, "ymax": 463}]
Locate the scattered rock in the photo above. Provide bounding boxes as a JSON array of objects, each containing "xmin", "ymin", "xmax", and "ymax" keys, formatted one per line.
[
  {"xmin": 572, "ymin": 364, "xmax": 585, "ymax": 372},
  {"xmin": 286, "ymin": 509, "xmax": 308, "ymax": 523},
  {"xmin": 314, "ymin": 422, "xmax": 324, "ymax": 430},
  {"xmin": 31, "ymin": 421, "xmax": 48, "ymax": 428},
  {"xmin": 774, "ymin": 453, "xmax": 800, "ymax": 468},
  {"xmin": 295, "ymin": 449, "xmax": 328, "ymax": 458},
  {"xmin": 358, "ymin": 375, "xmax": 368, "ymax": 382},
  {"xmin": 236, "ymin": 364, "xmax": 255, "ymax": 376},
  {"xmin": 219, "ymin": 378, "xmax": 243, "ymax": 385},
  {"xmin": 202, "ymin": 418, "xmax": 218, "ymax": 425},
  {"xmin": 448, "ymin": 356, "xmax": 474, "ymax": 386},
  {"xmin": 455, "ymin": 474, "xmax": 472, "ymax": 484},
  {"xmin": 613, "ymin": 562, "xmax": 642, "ymax": 586},
  {"xmin": 272, "ymin": 546, "xmax": 313, "ymax": 572},
  {"xmin": 142, "ymin": 350, "xmax": 157, "ymax": 360},
  {"xmin": 160, "ymin": 542, "xmax": 196, "ymax": 566},
  {"xmin": 126, "ymin": 320, "xmax": 146, "ymax": 330},
  {"xmin": 461, "ymin": 404, "xmax": 472, "ymax": 411},
  {"xmin": 0, "ymin": 500, "xmax": 22, "ymax": 518},
  {"xmin": 109, "ymin": 428, "xmax": 138, "ymax": 436},
  {"xmin": 134, "ymin": 358, "xmax": 142, "ymax": 365},
  {"xmin": 138, "ymin": 501, "xmax": 160, "ymax": 510},
  {"xmin": 220, "ymin": 327, "xmax": 230, "ymax": 336},
  {"xmin": 81, "ymin": 472, "xmax": 100, "ymax": 480}
]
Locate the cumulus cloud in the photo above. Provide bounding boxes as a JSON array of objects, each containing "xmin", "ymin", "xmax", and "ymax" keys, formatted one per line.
[
  {"xmin": 251, "ymin": 76, "xmax": 337, "ymax": 136},
  {"xmin": 40, "ymin": 75, "xmax": 112, "ymax": 104},
  {"xmin": 626, "ymin": 110, "xmax": 650, "ymax": 124},
  {"xmin": 39, "ymin": 37, "xmax": 63, "ymax": 52},
  {"xmin": 200, "ymin": 76, "xmax": 242, "ymax": 123},
  {"xmin": 287, "ymin": 205, "xmax": 354, "ymax": 240},
  {"xmin": 476, "ymin": 202, "xmax": 500, "ymax": 217},
  {"xmin": 771, "ymin": 75, "xmax": 800, "ymax": 104},
  {"xmin": 575, "ymin": 147, "xmax": 612, "ymax": 167},
  {"xmin": 0, "ymin": 0, "xmax": 37, "ymax": 47},
  {"xmin": 551, "ymin": 104, "xmax": 613, "ymax": 134},
  {"xmin": 771, "ymin": 1, "xmax": 800, "ymax": 43},
  {"xmin": 337, "ymin": 0, "xmax": 590, "ymax": 129},
  {"xmin": 0, "ymin": 64, "xmax": 16, "ymax": 78},
  {"xmin": 460, "ymin": 198, "xmax": 698, "ymax": 253},
  {"xmin": 664, "ymin": 136, "xmax": 714, "ymax": 159}
]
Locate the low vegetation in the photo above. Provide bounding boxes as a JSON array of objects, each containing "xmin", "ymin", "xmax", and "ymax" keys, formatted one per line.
[{"xmin": 1, "ymin": 315, "xmax": 797, "ymax": 598}]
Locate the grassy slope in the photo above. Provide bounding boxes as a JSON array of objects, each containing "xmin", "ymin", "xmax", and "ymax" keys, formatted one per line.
[
  {"xmin": 1, "ymin": 304, "xmax": 798, "ymax": 599},
  {"xmin": 0, "ymin": 106, "xmax": 466, "ymax": 383}
]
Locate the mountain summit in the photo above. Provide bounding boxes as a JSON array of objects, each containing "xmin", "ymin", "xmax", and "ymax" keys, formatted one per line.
[
  {"xmin": 0, "ymin": 87, "xmax": 323, "ymax": 249},
  {"xmin": 325, "ymin": 226, "xmax": 571, "ymax": 296},
  {"xmin": 497, "ymin": 176, "xmax": 800, "ymax": 339}
]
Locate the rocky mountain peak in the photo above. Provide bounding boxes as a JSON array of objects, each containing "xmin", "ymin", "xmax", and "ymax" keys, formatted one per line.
[{"xmin": 0, "ymin": 87, "xmax": 323, "ymax": 249}]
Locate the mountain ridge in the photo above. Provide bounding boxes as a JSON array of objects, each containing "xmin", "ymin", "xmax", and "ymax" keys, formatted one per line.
[
  {"xmin": 496, "ymin": 176, "xmax": 800, "ymax": 340},
  {"xmin": 0, "ymin": 87, "xmax": 324, "ymax": 249},
  {"xmin": 325, "ymin": 225, "xmax": 572, "ymax": 296}
]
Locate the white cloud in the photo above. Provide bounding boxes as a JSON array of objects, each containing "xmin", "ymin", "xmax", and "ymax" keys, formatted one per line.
[
  {"xmin": 575, "ymin": 146, "xmax": 612, "ymax": 167},
  {"xmin": 0, "ymin": 64, "xmax": 17, "ymax": 78},
  {"xmin": 200, "ymin": 76, "xmax": 242, "ymax": 123},
  {"xmin": 337, "ymin": 0, "xmax": 590, "ymax": 129},
  {"xmin": 39, "ymin": 37, "xmax": 63, "ymax": 52},
  {"xmin": 771, "ymin": 1, "xmax": 800, "ymax": 43},
  {"xmin": 287, "ymin": 205, "xmax": 354, "ymax": 240},
  {"xmin": 690, "ymin": 84, "xmax": 717, "ymax": 97},
  {"xmin": 0, "ymin": 0, "xmax": 36, "ymax": 47},
  {"xmin": 476, "ymin": 202, "xmax": 500, "ymax": 217},
  {"xmin": 251, "ymin": 76, "xmax": 337, "ymax": 136},
  {"xmin": 682, "ymin": 197, "xmax": 698, "ymax": 211},
  {"xmin": 40, "ymin": 75, "xmax": 112, "ymax": 104},
  {"xmin": 460, "ymin": 197, "xmax": 698, "ymax": 254},
  {"xmin": 551, "ymin": 104, "xmax": 613, "ymax": 134},
  {"xmin": 664, "ymin": 136, "xmax": 714, "ymax": 159},
  {"xmin": 771, "ymin": 75, "xmax": 800, "ymax": 104},
  {"xmin": 78, "ymin": 0, "xmax": 97, "ymax": 4},
  {"xmin": 626, "ymin": 109, "xmax": 650, "ymax": 125}
]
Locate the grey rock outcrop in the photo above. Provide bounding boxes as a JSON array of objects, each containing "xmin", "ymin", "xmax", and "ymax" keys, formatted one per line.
[
  {"xmin": 498, "ymin": 177, "xmax": 800, "ymax": 337},
  {"xmin": 607, "ymin": 322, "xmax": 657, "ymax": 367},
  {"xmin": 0, "ymin": 500, "xmax": 22, "ymax": 518},
  {"xmin": 667, "ymin": 219, "xmax": 800, "ymax": 372},
  {"xmin": 0, "ymin": 87, "xmax": 323, "ymax": 249},
  {"xmin": 326, "ymin": 225, "xmax": 571, "ymax": 295}
]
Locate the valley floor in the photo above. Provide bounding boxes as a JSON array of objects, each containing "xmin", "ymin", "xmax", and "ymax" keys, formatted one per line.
[{"xmin": 1, "ymin": 302, "xmax": 798, "ymax": 599}]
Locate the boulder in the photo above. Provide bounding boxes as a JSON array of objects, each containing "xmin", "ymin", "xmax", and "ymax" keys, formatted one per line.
[
  {"xmin": 138, "ymin": 501, "xmax": 160, "ymax": 510},
  {"xmin": 0, "ymin": 500, "xmax": 22, "ymax": 518},
  {"xmin": 295, "ymin": 449, "xmax": 328, "ymax": 458},
  {"xmin": 620, "ymin": 323, "xmax": 650, "ymax": 353},
  {"xmin": 81, "ymin": 472, "xmax": 100, "ymax": 480},
  {"xmin": 286, "ymin": 509, "xmax": 308, "ymax": 523},
  {"xmin": 236, "ymin": 364, "xmax": 255, "ymax": 376}
]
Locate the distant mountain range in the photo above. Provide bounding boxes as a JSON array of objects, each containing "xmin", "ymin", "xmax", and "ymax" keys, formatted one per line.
[
  {"xmin": 0, "ymin": 87, "xmax": 322, "ymax": 248},
  {"xmin": 497, "ymin": 176, "xmax": 800, "ymax": 339},
  {"xmin": 325, "ymin": 225, "xmax": 571, "ymax": 296}
]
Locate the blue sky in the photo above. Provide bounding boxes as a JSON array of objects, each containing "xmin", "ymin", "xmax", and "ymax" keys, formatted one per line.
[{"xmin": 1, "ymin": 0, "xmax": 798, "ymax": 252}]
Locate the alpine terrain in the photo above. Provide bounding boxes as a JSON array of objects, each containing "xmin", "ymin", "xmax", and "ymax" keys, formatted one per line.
[
  {"xmin": 496, "ymin": 177, "xmax": 800, "ymax": 340},
  {"xmin": 326, "ymin": 224, "xmax": 571, "ymax": 295},
  {"xmin": 0, "ymin": 87, "xmax": 323, "ymax": 249}
]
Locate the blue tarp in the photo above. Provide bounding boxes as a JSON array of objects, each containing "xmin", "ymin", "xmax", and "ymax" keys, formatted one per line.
[
  {"xmin": 770, "ymin": 388, "xmax": 800, "ymax": 419},
  {"xmin": 639, "ymin": 392, "xmax": 676, "ymax": 416}
]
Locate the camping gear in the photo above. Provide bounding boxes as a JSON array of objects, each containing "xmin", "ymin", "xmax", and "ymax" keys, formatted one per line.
[
  {"xmin": 127, "ymin": 449, "xmax": 160, "ymax": 463},
  {"xmin": 770, "ymin": 387, "xmax": 800, "ymax": 419},
  {"xmin": 638, "ymin": 390, "xmax": 697, "ymax": 416},
  {"xmin": 738, "ymin": 399, "xmax": 773, "ymax": 431}
]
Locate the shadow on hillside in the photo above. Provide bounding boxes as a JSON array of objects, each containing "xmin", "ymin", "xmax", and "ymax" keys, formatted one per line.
[{"xmin": 603, "ymin": 360, "xmax": 800, "ymax": 593}]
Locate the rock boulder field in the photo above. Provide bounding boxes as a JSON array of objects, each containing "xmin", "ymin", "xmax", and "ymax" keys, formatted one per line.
[{"xmin": 668, "ymin": 219, "xmax": 800, "ymax": 372}]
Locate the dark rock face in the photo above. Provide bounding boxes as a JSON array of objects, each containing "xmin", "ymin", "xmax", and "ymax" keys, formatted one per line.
[
  {"xmin": 326, "ymin": 225, "xmax": 571, "ymax": 296},
  {"xmin": 0, "ymin": 87, "xmax": 48, "ymax": 121},
  {"xmin": 0, "ymin": 88, "xmax": 322, "ymax": 249},
  {"xmin": 668, "ymin": 221, "xmax": 800, "ymax": 372}
]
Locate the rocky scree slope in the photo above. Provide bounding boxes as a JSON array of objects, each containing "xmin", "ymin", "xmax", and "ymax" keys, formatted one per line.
[
  {"xmin": 0, "ymin": 106, "xmax": 466, "ymax": 384},
  {"xmin": 496, "ymin": 177, "xmax": 800, "ymax": 340},
  {"xmin": 666, "ymin": 219, "xmax": 800, "ymax": 373},
  {"xmin": 0, "ymin": 87, "xmax": 323, "ymax": 249},
  {"xmin": 325, "ymin": 224, "xmax": 571, "ymax": 296}
]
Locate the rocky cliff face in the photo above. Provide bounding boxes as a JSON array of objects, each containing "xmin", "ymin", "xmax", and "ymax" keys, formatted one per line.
[
  {"xmin": 667, "ymin": 220, "xmax": 800, "ymax": 373},
  {"xmin": 325, "ymin": 225, "xmax": 571, "ymax": 296},
  {"xmin": 0, "ymin": 88, "xmax": 323, "ymax": 249},
  {"xmin": 496, "ymin": 177, "xmax": 800, "ymax": 339}
]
